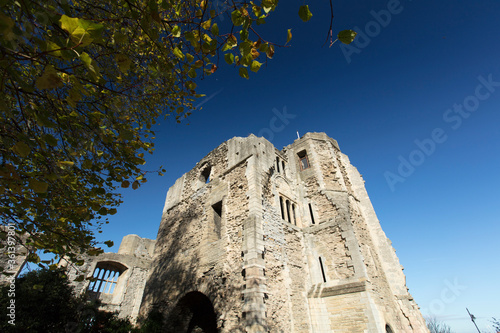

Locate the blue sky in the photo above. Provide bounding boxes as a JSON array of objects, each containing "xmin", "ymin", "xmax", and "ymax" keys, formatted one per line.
[{"xmin": 93, "ymin": 1, "xmax": 500, "ymax": 332}]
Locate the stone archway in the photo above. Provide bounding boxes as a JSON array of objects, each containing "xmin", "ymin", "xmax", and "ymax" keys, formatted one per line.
[{"xmin": 166, "ymin": 291, "xmax": 218, "ymax": 333}]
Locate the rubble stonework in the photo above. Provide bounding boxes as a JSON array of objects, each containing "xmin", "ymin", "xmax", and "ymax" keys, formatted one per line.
[
  {"xmin": 70, "ymin": 132, "xmax": 429, "ymax": 332},
  {"xmin": 63, "ymin": 234, "xmax": 155, "ymax": 322}
]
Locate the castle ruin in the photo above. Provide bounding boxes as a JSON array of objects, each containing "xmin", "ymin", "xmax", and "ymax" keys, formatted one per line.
[{"xmin": 66, "ymin": 132, "xmax": 429, "ymax": 332}]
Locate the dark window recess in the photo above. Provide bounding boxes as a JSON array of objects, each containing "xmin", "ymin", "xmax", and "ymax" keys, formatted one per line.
[
  {"xmin": 309, "ymin": 203, "xmax": 315, "ymax": 224},
  {"xmin": 297, "ymin": 150, "xmax": 310, "ymax": 170},
  {"xmin": 281, "ymin": 161, "xmax": 285, "ymax": 173},
  {"xmin": 286, "ymin": 200, "xmax": 291, "ymax": 222},
  {"xmin": 212, "ymin": 201, "xmax": 222, "ymax": 239},
  {"xmin": 201, "ymin": 165, "xmax": 211, "ymax": 183},
  {"xmin": 319, "ymin": 257, "xmax": 327, "ymax": 282},
  {"xmin": 386, "ymin": 325, "xmax": 394, "ymax": 333},
  {"xmin": 280, "ymin": 197, "xmax": 285, "ymax": 220},
  {"xmin": 276, "ymin": 157, "xmax": 280, "ymax": 173},
  {"xmin": 242, "ymin": 269, "xmax": 246, "ymax": 278},
  {"xmin": 292, "ymin": 204, "xmax": 297, "ymax": 225}
]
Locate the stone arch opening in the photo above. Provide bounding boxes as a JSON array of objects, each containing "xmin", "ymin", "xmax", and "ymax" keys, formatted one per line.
[
  {"xmin": 88, "ymin": 261, "xmax": 128, "ymax": 295},
  {"xmin": 167, "ymin": 291, "xmax": 218, "ymax": 333}
]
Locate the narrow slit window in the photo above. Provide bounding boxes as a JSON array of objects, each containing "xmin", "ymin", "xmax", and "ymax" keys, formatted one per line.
[
  {"xmin": 292, "ymin": 204, "xmax": 297, "ymax": 225},
  {"xmin": 281, "ymin": 161, "xmax": 285, "ymax": 174},
  {"xmin": 280, "ymin": 197, "xmax": 285, "ymax": 220},
  {"xmin": 319, "ymin": 257, "xmax": 327, "ymax": 283},
  {"xmin": 297, "ymin": 150, "xmax": 310, "ymax": 170},
  {"xmin": 309, "ymin": 203, "xmax": 315, "ymax": 224},
  {"xmin": 276, "ymin": 157, "xmax": 280, "ymax": 173},
  {"xmin": 212, "ymin": 201, "xmax": 223, "ymax": 239},
  {"xmin": 286, "ymin": 200, "xmax": 291, "ymax": 223}
]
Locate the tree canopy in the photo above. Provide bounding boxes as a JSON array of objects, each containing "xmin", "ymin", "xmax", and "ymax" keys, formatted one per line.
[{"xmin": 0, "ymin": 0, "xmax": 355, "ymax": 269}]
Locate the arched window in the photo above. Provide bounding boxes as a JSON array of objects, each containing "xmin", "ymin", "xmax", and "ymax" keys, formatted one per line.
[
  {"xmin": 285, "ymin": 200, "xmax": 291, "ymax": 223},
  {"xmin": 200, "ymin": 165, "xmax": 211, "ymax": 183},
  {"xmin": 279, "ymin": 196, "xmax": 285, "ymax": 220},
  {"xmin": 88, "ymin": 261, "xmax": 127, "ymax": 294}
]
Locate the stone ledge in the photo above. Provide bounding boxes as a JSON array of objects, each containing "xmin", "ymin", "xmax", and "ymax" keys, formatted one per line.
[{"xmin": 308, "ymin": 281, "xmax": 366, "ymax": 298}]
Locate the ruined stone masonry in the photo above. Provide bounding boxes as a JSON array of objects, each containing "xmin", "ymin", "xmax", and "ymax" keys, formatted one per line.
[{"xmin": 65, "ymin": 132, "xmax": 429, "ymax": 332}]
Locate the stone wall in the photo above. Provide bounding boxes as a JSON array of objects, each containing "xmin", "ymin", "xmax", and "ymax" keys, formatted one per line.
[{"xmin": 61, "ymin": 234, "xmax": 155, "ymax": 322}]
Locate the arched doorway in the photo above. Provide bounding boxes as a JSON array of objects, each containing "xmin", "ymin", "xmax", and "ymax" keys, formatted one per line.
[{"xmin": 166, "ymin": 291, "xmax": 218, "ymax": 333}]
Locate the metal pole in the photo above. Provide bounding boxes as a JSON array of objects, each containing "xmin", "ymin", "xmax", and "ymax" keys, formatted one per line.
[{"xmin": 467, "ymin": 308, "xmax": 482, "ymax": 333}]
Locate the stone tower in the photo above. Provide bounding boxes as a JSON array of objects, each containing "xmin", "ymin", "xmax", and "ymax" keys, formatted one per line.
[{"xmin": 139, "ymin": 133, "xmax": 428, "ymax": 333}]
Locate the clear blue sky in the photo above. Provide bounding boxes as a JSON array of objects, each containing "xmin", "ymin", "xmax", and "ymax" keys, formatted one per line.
[{"xmin": 95, "ymin": 1, "xmax": 500, "ymax": 332}]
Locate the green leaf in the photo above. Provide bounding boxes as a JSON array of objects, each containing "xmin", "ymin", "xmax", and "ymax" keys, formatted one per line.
[
  {"xmin": 114, "ymin": 31, "xmax": 127, "ymax": 43},
  {"xmin": 12, "ymin": 142, "xmax": 30, "ymax": 157},
  {"xmin": 338, "ymin": 30, "xmax": 357, "ymax": 44},
  {"xmin": 262, "ymin": 0, "xmax": 278, "ymax": 13},
  {"xmin": 35, "ymin": 65, "xmax": 63, "ymax": 90},
  {"xmin": 104, "ymin": 240, "xmax": 114, "ymax": 247},
  {"xmin": 224, "ymin": 53, "xmax": 234, "ymax": 65},
  {"xmin": 231, "ymin": 10, "xmax": 244, "ymax": 26},
  {"xmin": 0, "ymin": 12, "xmax": 15, "ymax": 36},
  {"xmin": 286, "ymin": 29, "xmax": 292, "ymax": 44},
  {"xmin": 250, "ymin": 60, "xmax": 262, "ymax": 73},
  {"xmin": 185, "ymin": 81, "xmax": 196, "ymax": 90},
  {"xmin": 80, "ymin": 53, "xmax": 101, "ymax": 81},
  {"xmin": 115, "ymin": 54, "xmax": 132, "ymax": 73},
  {"xmin": 172, "ymin": 25, "xmax": 181, "ymax": 37},
  {"xmin": 29, "ymin": 180, "xmax": 49, "ymax": 194},
  {"xmin": 42, "ymin": 134, "xmax": 58, "ymax": 146},
  {"xmin": 298, "ymin": 5, "xmax": 313, "ymax": 22},
  {"xmin": 211, "ymin": 23, "xmax": 219, "ymax": 36},
  {"xmin": 59, "ymin": 15, "xmax": 104, "ymax": 47},
  {"xmin": 173, "ymin": 47, "xmax": 184, "ymax": 60},
  {"xmin": 239, "ymin": 67, "xmax": 249, "ymax": 79},
  {"xmin": 188, "ymin": 68, "xmax": 197, "ymax": 78},
  {"xmin": 66, "ymin": 87, "xmax": 82, "ymax": 108}
]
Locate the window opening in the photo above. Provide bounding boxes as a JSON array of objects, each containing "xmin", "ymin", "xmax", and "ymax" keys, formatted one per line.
[
  {"xmin": 286, "ymin": 200, "xmax": 291, "ymax": 223},
  {"xmin": 292, "ymin": 204, "xmax": 297, "ymax": 225},
  {"xmin": 212, "ymin": 201, "xmax": 222, "ymax": 239},
  {"xmin": 385, "ymin": 325, "xmax": 394, "ymax": 333},
  {"xmin": 280, "ymin": 197, "xmax": 285, "ymax": 220},
  {"xmin": 88, "ymin": 262, "xmax": 126, "ymax": 294},
  {"xmin": 201, "ymin": 165, "xmax": 211, "ymax": 183},
  {"xmin": 309, "ymin": 203, "xmax": 315, "ymax": 224},
  {"xmin": 281, "ymin": 161, "xmax": 285, "ymax": 174},
  {"xmin": 297, "ymin": 150, "xmax": 310, "ymax": 170},
  {"xmin": 276, "ymin": 157, "xmax": 280, "ymax": 173},
  {"xmin": 319, "ymin": 257, "xmax": 327, "ymax": 283}
]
